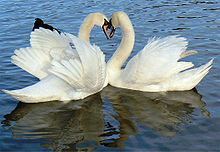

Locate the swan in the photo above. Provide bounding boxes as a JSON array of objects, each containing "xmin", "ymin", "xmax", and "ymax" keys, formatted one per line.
[
  {"xmin": 3, "ymin": 13, "xmax": 110, "ymax": 103},
  {"xmin": 106, "ymin": 11, "xmax": 213, "ymax": 92}
]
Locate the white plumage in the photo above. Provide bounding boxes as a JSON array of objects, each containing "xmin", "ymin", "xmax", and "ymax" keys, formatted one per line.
[
  {"xmin": 11, "ymin": 29, "xmax": 72, "ymax": 79},
  {"xmin": 3, "ymin": 28, "xmax": 107, "ymax": 103},
  {"xmin": 107, "ymin": 12, "xmax": 213, "ymax": 92}
]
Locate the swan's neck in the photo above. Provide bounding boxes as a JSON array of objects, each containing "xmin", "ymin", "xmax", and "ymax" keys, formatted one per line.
[
  {"xmin": 78, "ymin": 14, "xmax": 96, "ymax": 43},
  {"xmin": 107, "ymin": 15, "xmax": 135, "ymax": 72}
]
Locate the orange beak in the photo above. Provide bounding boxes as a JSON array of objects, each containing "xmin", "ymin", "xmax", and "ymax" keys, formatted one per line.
[
  {"xmin": 102, "ymin": 24, "xmax": 110, "ymax": 39},
  {"xmin": 110, "ymin": 25, "xmax": 115, "ymax": 38}
]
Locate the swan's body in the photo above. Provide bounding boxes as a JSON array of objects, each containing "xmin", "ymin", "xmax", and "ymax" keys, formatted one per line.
[
  {"xmin": 3, "ymin": 13, "xmax": 109, "ymax": 103},
  {"xmin": 107, "ymin": 11, "xmax": 213, "ymax": 92}
]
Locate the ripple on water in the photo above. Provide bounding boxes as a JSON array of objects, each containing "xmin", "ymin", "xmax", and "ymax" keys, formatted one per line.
[{"xmin": 0, "ymin": 0, "xmax": 220, "ymax": 151}]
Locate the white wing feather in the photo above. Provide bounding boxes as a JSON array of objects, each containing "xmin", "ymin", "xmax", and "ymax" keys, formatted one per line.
[
  {"xmin": 11, "ymin": 28, "xmax": 74, "ymax": 79},
  {"xmin": 30, "ymin": 28, "xmax": 72, "ymax": 54},
  {"xmin": 11, "ymin": 47, "xmax": 49, "ymax": 79},
  {"xmin": 163, "ymin": 59, "xmax": 213, "ymax": 90},
  {"xmin": 4, "ymin": 29, "xmax": 107, "ymax": 102},
  {"xmin": 118, "ymin": 35, "xmax": 213, "ymax": 91},
  {"xmin": 49, "ymin": 34, "xmax": 107, "ymax": 93},
  {"xmin": 122, "ymin": 36, "xmax": 188, "ymax": 84}
]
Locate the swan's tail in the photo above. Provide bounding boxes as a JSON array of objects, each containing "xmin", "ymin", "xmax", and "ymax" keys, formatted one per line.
[
  {"xmin": 2, "ymin": 75, "xmax": 71, "ymax": 103},
  {"xmin": 167, "ymin": 59, "xmax": 214, "ymax": 91},
  {"xmin": 2, "ymin": 89, "xmax": 47, "ymax": 103}
]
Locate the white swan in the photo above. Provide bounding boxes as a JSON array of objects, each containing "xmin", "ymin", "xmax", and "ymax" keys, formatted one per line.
[
  {"xmin": 3, "ymin": 13, "xmax": 110, "ymax": 103},
  {"xmin": 107, "ymin": 11, "xmax": 213, "ymax": 92}
]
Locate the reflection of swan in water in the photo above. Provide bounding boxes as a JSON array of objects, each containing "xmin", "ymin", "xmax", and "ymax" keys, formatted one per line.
[
  {"xmin": 100, "ymin": 86, "xmax": 209, "ymax": 148},
  {"xmin": 2, "ymin": 94, "xmax": 105, "ymax": 151},
  {"xmin": 2, "ymin": 86, "xmax": 209, "ymax": 150}
]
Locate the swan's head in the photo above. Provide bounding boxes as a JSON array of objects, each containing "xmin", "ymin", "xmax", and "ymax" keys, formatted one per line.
[
  {"xmin": 108, "ymin": 12, "xmax": 123, "ymax": 38},
  {"xmin": 108, "ymin": 19, "xmax": 115, "ymax": 38},
  {"xmin": 102, "ymin": 19, "xmax": 110, "ymax": 39},
  {"xmin": 108, "ymin": 11, "xmax": 131, "ymax": 38},
  {"xmin": 90, "ymin": 13, "xmax": 110, "ymax": 39}
]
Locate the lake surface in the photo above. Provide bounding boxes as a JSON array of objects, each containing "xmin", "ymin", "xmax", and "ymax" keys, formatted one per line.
[{"xmin": 0, "ymin": 0, "xmax": 219, "ymax": 151}]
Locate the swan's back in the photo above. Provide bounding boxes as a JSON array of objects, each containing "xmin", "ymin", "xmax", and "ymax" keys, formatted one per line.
[
  {"xmin": 117, "ymin": 36, "xmax": 213, "ymax": 91},
  {"xmin": 122, "ymin": 36, "xmax": 187, "ymax": 84}
]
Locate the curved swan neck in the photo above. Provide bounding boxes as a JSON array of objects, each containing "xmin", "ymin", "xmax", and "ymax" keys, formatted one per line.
[
  {"xmin": 107, "ymin": 12, "xmax": 135, "ymax": 71},
  {"xmin": 78, "ymin": 14, "xmax": 96, "ymax": 43}
]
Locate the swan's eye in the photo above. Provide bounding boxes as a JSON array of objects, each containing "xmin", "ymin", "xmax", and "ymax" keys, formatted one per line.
[{"xmin": 104, "ymin": 19, "xmax": 109, "ymax": 25}]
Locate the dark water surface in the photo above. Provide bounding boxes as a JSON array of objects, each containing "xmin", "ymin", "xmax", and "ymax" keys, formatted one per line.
[{"xmin": 0, "ymin": 0, "xmax": 219, "ymax": 151}]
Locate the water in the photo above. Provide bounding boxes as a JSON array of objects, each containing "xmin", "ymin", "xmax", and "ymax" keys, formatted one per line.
[{"xmin": 0, "ymin": 0, "xmax": 219, "ymax": 151}]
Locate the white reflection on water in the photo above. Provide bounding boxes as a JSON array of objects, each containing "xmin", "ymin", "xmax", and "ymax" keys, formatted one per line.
[{"xmin": 2, "ymin": 86, "xmax": 208, "ymax": 150}]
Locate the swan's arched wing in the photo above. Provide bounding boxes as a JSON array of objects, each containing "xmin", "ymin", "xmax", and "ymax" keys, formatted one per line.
[
  {"xmin": 122, "ymin": 36, "xmax": 189, "ymax": 85},
  {"xmin": 11, "ymin": 28, "xmax": 74, "ymax": 79},
  {"xmin": 12, "ymin": 47, "xmax": 51, "ymax": 79},
  {"xmin": 49, "ymin": 34, "xmax": 107, "ymax": 93},
  {"xmin": 30, "ymin": 28, "xmax": 72, "ymax": 56}
]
